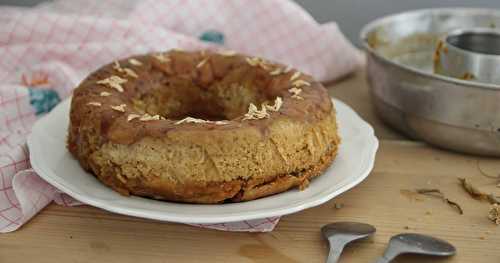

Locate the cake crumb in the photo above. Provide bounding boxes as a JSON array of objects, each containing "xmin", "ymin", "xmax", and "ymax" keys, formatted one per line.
[
  {"xmin": 412, "ymin": 188, "xmax": 463, "ymax": 215},
  {"xmin": 100, "ymin": 91, "xmax": 111, "ymax": 97},
  {"xmin": 333, "ymin": 203, "xmax": 344, "ymax": 210},
  {"xmin": 489, "ymin": 204, "xmax": 500, "ymax": 225},
  {"xmin": 87, "ymin": 102, "xmax": 101, "ymax": 107}
]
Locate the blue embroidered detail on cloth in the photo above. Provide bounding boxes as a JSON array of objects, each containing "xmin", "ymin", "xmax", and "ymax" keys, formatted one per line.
[
  {"xmin": 199, "ymin": 30, "xmax": 225, "ymax": 44},
  {"xmin": 28, "ymin": 88, "xmax": 61, "ymax": 115}
]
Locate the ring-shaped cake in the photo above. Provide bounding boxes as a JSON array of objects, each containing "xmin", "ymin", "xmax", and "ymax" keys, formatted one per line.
[{"xmin": 68, "ymin": 50, "xmax": 340, "ymax": 203}]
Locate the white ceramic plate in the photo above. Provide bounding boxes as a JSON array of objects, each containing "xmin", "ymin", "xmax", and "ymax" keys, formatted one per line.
[{"xmin": 28, "ymin": 98, "xmax": 378, "ymax": 223}]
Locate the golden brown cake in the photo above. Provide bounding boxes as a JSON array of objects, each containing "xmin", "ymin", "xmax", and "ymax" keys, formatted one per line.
[{"xmin": 67, "ymin": 49, "xmax": 340, "ymax": 203}]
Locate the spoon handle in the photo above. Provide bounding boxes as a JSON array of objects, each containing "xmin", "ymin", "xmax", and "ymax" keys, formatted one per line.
[{"xmin": 326, "ymin": 239, "xmax": 346, "ymax": 263}]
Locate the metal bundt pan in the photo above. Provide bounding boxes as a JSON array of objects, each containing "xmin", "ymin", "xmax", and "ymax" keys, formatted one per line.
[{"xmin": 360, "ymin": 8, "xmax": 500, "ymax": 156}]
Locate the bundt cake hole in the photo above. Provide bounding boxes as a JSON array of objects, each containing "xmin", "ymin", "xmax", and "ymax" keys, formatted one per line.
[{"xmin": 130, "ymin": 79, "xmax": 276, "ymax": 121}]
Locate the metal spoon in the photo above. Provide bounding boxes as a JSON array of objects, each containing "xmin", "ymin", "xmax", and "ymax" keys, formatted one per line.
[
  {"xmin": 321, "ymin": 222, "xmax": 376, "ymax": 263},
  {"xmin": 374, "ymin": 233, "xmax": 457, "ymax": 263}
]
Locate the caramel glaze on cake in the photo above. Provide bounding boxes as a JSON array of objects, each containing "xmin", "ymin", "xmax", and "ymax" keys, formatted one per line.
[{"xmin": 67, "ymin": 49, "xmax": 341, "ymax": 203}]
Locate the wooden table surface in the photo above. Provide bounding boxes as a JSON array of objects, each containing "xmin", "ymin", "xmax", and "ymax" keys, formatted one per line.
[{"xmin": 1, "ymin": 71, "xmax": 499, "ymax": 263}]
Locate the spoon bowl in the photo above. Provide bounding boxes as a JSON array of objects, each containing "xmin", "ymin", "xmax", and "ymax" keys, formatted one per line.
[
  {"xmin": 375, "ymin": 233, "xmax": 456, "ymax": 263},
  {"xmin": 322, "ymin": 221, "xmax": 377, "ymax": 238},
  {"xmin": 321, "ymin": 222, "xmax": 376, "ymax": 263}
]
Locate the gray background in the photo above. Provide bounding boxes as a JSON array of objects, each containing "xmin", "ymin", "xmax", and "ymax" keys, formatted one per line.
[{"xmin": 2, "ymin": 0, "xmax": 500, "ymax": 45}]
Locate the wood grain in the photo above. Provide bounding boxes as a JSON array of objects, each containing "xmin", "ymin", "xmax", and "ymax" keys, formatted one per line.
[{"xmin": 0, "ymin": 71, "xmax": 498, "ymax": 262}]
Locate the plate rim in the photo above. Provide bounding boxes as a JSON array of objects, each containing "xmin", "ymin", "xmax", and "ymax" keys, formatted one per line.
[{"xmin": 28, "ymin": 98, "xmax": 379, "ymax": 223}]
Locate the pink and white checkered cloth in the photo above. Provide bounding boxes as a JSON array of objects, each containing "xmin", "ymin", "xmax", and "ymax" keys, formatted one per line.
[{"xmin": 0, "ymin": 0, "xmax": 362, "ymax": 233}]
